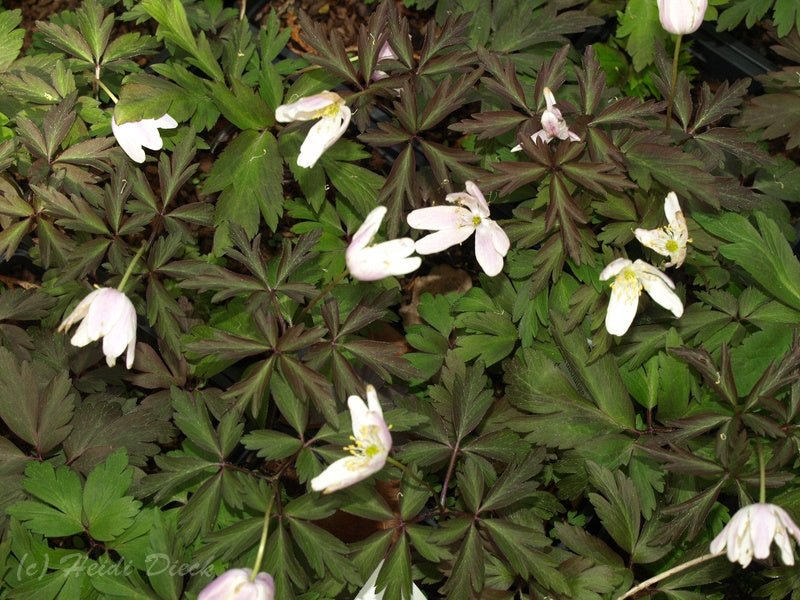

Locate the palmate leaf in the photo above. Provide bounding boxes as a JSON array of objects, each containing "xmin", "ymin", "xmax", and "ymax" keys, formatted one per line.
[
  {"xmin": 504, "ymin": 348, "xmax": 626, "ymax": 449},
  {"xmin": 62, "ymin": 394, "xmax": 173, "ymax": 474},
  {"xmin": 8, "ymin": 461, "xmax": 83, "ymax": 537},
  {"xmin": 0, "ymin": 349, "xmax": 74, "ymax": 455},
  {"xmin": 83, "ymin": 450, "xmax": 141, "ymax": 542},
  {"xmin": 206, "ymin": 130, "xmax": 283, "ymax": 251}
]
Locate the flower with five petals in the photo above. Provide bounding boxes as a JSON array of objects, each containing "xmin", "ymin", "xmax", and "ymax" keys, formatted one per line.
[
  {"xmin": 311, "ymin": 386, "xmax": 392, "ymax": 494},
  {"xmin": 198, "ymin": 568, "xmax": 275, "ymax": 600},
  {"xmin": 275, "ymin": 91, "xmax": 351, "ymax": 168},
  {"xmin": 406, "ymin": 181, "xmax": 510, "ymax": 277},
  {"xmin": 600, "ymin": 258, "xmax": 684, "ymax": 336},
  {"xmin": 634, "ymin": 192, "xmax": 690, "ymax": 268},
  {"xmin": 111, "ymin": 114, "xmax": 178, "ymax": 163},
  {"xmin": 346, "ymin": 206, "xmax": 421, "ymax": 281},
  {"xmin": 710, "ymin": 503, "xmax": 800, "ymax": 568},
  {"xmin": 58, "ymin": 287, "xmax": 138, "ymax": 369},
  {"xmin": 512, "ymin": 87, "xmax": 580, "ymax": 151}
]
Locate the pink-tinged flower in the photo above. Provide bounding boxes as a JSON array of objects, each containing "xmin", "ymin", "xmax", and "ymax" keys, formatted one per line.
[
  {"xmin": 275, "ymin": 91, "xmax": 351, "ymax": 168},
  {"xmin": 710, "ymin": 503, "xmax": 800, "ymax": 568},
  {"xmin": 407, "ymin": 181, "xmax": 510, "ymax": 276},
  {"xmin": 599, "ymin": 258, "xmax": 684, "ymax": 336},
  {"xmin": 311, "ymin": 386, "xmax": 392, "ymax": 494},
  {"xmin": 657, "ymin": 0, "xmax": 707, "ymax": 35},
  {"xmin": 346, "ymin": 206, "xmax": 421, "ymax": 281},
  {"xmin": 355, "ymin": 560, "xmax": 427, "ymax": 600},
  {"xmin": 372, "ymin": 42, "xmax": 398, "ymax": 81},
  {"xmin": 198, "ymin": 568, "xmax": 275, "ymax": 600},
  {"xmin": 511, "ymin": 87, "xmax": 580, "ymax": 151},
  {"xmin": 634, "ymin": 192, "xmax": 690, "ymax": 268},
  {"xmin": 111, "ymin": 114, "xmax": 177, "ymax": 163},
  {"xmin": 58, "ymin": 287, "xmax": 137, "ymax": 369}
]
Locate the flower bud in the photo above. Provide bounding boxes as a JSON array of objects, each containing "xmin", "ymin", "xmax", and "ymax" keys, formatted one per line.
[{"xmin": 657, "ymin": 0, "xmax": 707, "ymax": 35}]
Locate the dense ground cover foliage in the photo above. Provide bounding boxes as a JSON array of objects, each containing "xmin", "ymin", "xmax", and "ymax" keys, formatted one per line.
[{"xmin": 1, "ymin": 0, "xmax": 800, "ymax": 598}]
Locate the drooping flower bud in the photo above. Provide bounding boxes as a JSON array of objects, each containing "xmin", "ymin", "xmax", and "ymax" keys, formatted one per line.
[{"xmin": 657, "ymin": 0, "xmax": 707, "ymax": 35}]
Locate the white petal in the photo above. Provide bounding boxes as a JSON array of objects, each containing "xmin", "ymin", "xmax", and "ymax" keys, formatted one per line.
[
  {"xmin": 568, "ymin": 131, "xmax": 581, "ymax": 142},
  {"xmin": 605, "ymin": 276, "xmax": 639, "ymax": 336},
  {"xmin": 275, "ymin": 91, "xmax": 343, "ymax": 122},
  {"xmin": 632, "ymin": 259, "xmax": 676, "ymax": 289},
  {"xmin": 664, "ymin": 192, "xmax": 681, "ymax": 223},
  {"xmin": 310, "ymin": 454, "xmax": 385, "ymax": 494},
  {"xmin": 348, "ymin": 394, "xmax": 370, "ymax": 434},
  {"xmin": 407, "ymin": 206, "xmax": 470, "ymax": 231},
  {"xmin": 112, "ymin": 117, "xmax": 146, "ymax": 163},
  {"xmin": 599, "ymin": 258, "xmax": 632, "ymax": 281},
  {"xmin": 349, "ymin": 206, "xmax": 387, "ymax": 253},
  {"xmin": 347, "ymin": 239, "xmax": 419, "ymax": 281},
  {"xmin": 640, "ymin": 275, "xmax": 683, "ymax": 318},
  {"xmin": 464, "ymin": 181, "xmax": 490, "ymax": 217},
  {"xmin": 474, "ymin": 225, "xmax": 504, "ymax": 276},
  {"xmin": 543, "ymin": 87, "xmax": 557, "ymax": 110},
  {"xmin": 58, "ymin": 288, "xmax": 104, "ymax": 333},
  {"xmin": 414, "ymin": 226, "xmax": 474, "ymax": 255},
  {"xmin": 634, "ymin": 227, "xmax": 671, "ymax": 257},
  {"xmin": 355, "ymin": 562, "xmax": 385, "ymax": 600},
  {"xmin": 297, "ymin": 106, "xmax": 351, "ymax": 168},
  {"xmin": 136, "ymin": 120, "xmax": 165, "ymax": 152},
  {"xmin": 103, "ymin": 307, "xmax": 135, "ymax": 367},
  {"xmin": 486, "ymin": 219, "xmax": 510, "ymax": 256}
]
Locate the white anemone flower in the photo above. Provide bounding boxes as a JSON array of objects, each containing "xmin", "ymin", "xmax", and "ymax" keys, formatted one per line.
[
  {"xmin": 311, "ymin": 385, "xmax": 392, "ymax": 494},
  {"xmin": 58, "ymin": 287, "xmax": 137, "ymax": 369},
  {"xmin": 599, "ymin": 258, "xmax": 684, "ymax": 336},
  {"xmin": 406, "ymin": 181, "xmax": 510, "ymax": 277},
  {"xmin": 634, "ymin": 192, "xmax": 690, "ymax": 268},
  {"xmin": 346, "ymin": 206, "xmax": 421, "ymax": 281},
  {"xmin": 511, "ymin": 87, "xmax": 580, "ymax": 151},
  {"xmin": 355, "ymin": 560, "xmax": 427, "ymax": 600},
  {"xmin": 111, "ymin": 114, "xmax": 178, "ymax": 163},
  {"xmin": 657, "ymin": 0, "xmax": 708, "ymax": 35},
  {"xmin": 275, "ymin": 91, "xmax": 351, "ymax": 168},
  {"xmin": 198, "ymin": 568, "xmax": 275, "ymax": 600},
  {"xmin": 710, "ymin": 503, "xmax": 800, "ymax": 568}
]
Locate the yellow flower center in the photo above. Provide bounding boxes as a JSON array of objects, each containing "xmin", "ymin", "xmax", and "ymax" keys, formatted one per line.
[
  {"xmin": 316, "ymin": 103, "xmax": 342, "ymax": 119},
  {"xmin": 472, "ymin": 215, "xmax": 482, "ymax": 226},
  {"xmin": 665, "ymin": 239, "xmax": 679, "ymax": 253},
  {"xmin": 343, "ymin": 424, "xmax": 385, "ymax": 465},
  {"xmin": 611, "ymin": 267, "xmax": 643, "ymax": 305}
]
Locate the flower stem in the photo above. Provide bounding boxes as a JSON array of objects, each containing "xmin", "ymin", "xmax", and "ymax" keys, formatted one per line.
[
  {"xmin": 665, "ymin": 34, "xmax": 683, "ymax": 134},
  {"xmin": 250, "ymin": 492, "xmax": 275, "ymax": 582},
  {"xmin": 298, "ymin": 268, "xmax": 348, "ymax": 319},
  {"xmin": 96, "ymin": 78, "xmax": 119, "ymax": 104},
  {"xmin": 117, "ymin": 243, "xmax": 147, "ymax": 293},
  {"xmin": 239, "ymin": 0, "xmax": 246, "ymax": 21},
  {"xmin": 386, "ymin": 456, "xmax": 438, "ymax": 500},
  {"xmin": 757, "ymin": 440, "xmax": 766, "ymax": 504},
  {"xmin": 616, "ymin": 553, "xmax": 718, "ymax": 600}
]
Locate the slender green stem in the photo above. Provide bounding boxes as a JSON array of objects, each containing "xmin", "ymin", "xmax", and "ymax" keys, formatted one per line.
[
  {"xmin": 250, "ymin": 492, "xmax": 275, "ymax": 582},
  {"xmin": 616, "ymin": 553, "xmax": 718, "ymax": 600},
  {"xmin": 239, "ymin": 0, "xmax": 246, "ymax": 21},
  {"xmin": 665, "ymin": 34, "xmax": 683, "ymax": 134},
  {"xmin": 757, "ymin": 440, "xmax": 766, "ymax": 504},
  {"xmin": 116, "ymin": 243, "xmax": 147, "ymax": 293},
  {"xmin": 298, "ymin": 269, "xmax": 348, "ymax": 319},
  {"xmin": 96, "ymin": 78, "xmax": 119, "ymax": 104},
  {"xmin": 386, "ymin": 456, "xmax": 438, "ymax": 500}
]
